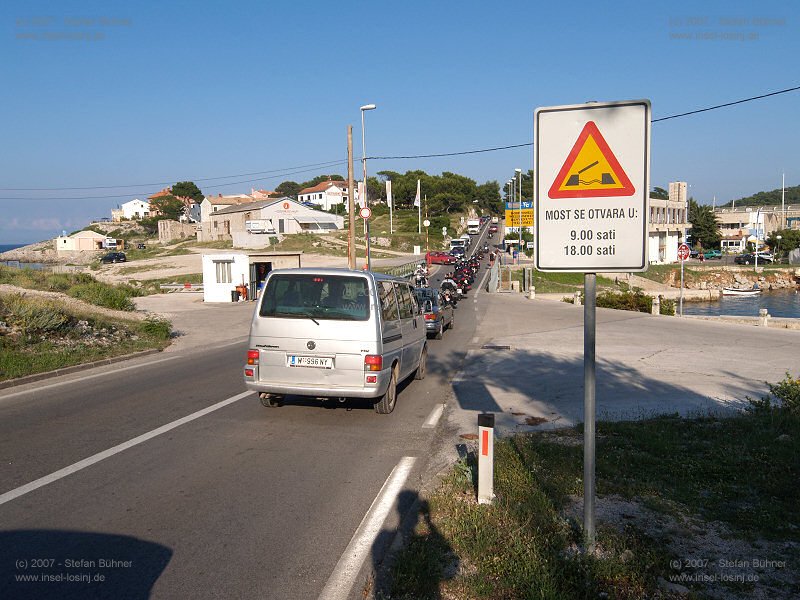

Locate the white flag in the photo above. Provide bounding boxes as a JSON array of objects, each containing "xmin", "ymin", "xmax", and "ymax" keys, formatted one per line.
[
  {"xmin": 356, "ymin": 181, "xmax": 365, "ymax": 208},
  {"xmin": 386, "ymin": 180, "xmax": 392, "ymax": 208},
  {"xmin": 413, "ymin": 179, "xmax": 421, "ymax": 208}
]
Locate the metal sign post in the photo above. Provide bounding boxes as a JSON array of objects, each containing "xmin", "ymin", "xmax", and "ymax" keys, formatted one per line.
[
  {"xmin": 360, "ymin": 207, "xmax": 372, "ymax": 270},
  {"xmin": 535, "ymin": 100, "xmax": 651, "ymax": 551},
  {"xmin": 583, "ymin": 273, "xmax": 596, "ymax": 549},
  {"xmin": 678, "ymin": 243, "xmax": 690, "ymax": 316}
]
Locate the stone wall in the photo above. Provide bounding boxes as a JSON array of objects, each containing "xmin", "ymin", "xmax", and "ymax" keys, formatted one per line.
[{"xmin": 158, "ymin": 220, "xmax": 198, "ymax": 244}]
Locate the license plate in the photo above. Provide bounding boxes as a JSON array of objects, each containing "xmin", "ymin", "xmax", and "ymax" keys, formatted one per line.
[{"xmin": 287, "ymin": 355, "xmax": 334, "ymax": 369}]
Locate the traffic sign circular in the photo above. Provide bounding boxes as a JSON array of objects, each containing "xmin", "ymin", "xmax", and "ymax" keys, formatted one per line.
[
  {"xmin": 678, "ymin": 243, "xmax": 690, "ymax": 261},
  {"xmin": 359, "ymin": 207, "xmax": 372, "ymax": 219},
  {"xmin": 423, "ymin": 219, "xmax": 430, "ymax": 227}
]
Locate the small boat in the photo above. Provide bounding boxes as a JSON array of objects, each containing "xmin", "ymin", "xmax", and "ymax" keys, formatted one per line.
[{"xmin": 722, "ymin": 286, "xmax": 761, "ymax": 296}]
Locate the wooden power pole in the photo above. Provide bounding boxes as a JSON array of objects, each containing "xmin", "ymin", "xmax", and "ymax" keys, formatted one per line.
[{"xmin": 347, "ymin": 126, "xmax": 356, "ymax": 270}]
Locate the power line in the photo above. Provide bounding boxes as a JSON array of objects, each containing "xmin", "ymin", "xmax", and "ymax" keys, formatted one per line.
[
  {"xmin": 0, "ymin": 159, "xmax": 346, "ymax": 191},
  {"xmin": 651, "ymin": 85, "xmax": 800, "ymax": 122},
  {"xmin": 1, "ymin": 85, "xmax": 797, "ymax": 198},
  {"xmin": 0, "ymin": 163, "xmax": 347, "ymax": 201},
  {"xmin": 368, "ymin": 143, "xmax": 531, "ymax": 160},
  {"xmin": 367, "ymin": 85, "xmax": 800, "ymax": 159}
]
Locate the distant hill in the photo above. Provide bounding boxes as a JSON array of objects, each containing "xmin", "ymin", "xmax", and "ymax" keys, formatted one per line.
[{"xmin": 720, "ymin": 184, "xmax": 800, "ymax": 208}]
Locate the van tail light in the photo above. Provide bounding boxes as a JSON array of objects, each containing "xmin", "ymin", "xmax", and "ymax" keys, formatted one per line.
[
  {"xmin": 247, "ymin": 350, "xmax": 259, "ymax": 365},
  {"xmin": 424, "ymin": 313, "xmax": 436, "ymax": 321},
  {"xmin": 364, "ymin": 355, "xmax": 382, "ymax": 372}
]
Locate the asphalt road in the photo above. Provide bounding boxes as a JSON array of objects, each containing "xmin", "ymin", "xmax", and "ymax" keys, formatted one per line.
[{"xmin": 0, "ymin": 230, "xmax": 492, "ymax": 600}]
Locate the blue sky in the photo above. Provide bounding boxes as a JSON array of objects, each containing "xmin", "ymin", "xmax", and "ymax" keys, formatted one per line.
[{"xmin": 1, "ymin": 0, "xmax": 797, "ymax": 243}]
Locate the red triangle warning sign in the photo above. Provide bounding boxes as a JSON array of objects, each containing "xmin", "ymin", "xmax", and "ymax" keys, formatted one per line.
[{"xmin": 548, "ymin": 121, "xmax": 635, "ymax": 199}]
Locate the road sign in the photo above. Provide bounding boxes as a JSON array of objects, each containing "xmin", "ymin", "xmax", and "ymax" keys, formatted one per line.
[
  {"xmin": 359, "ymin": 207, "xmax": 371, "ymax": 219},
  {"xmin": 504, "ymin": 210, "xmax": 534, "ymax": 227},
  {"xmin": 442, "ymin": 227, "xmax": 447, "ymax": 235},
  {"xmin": 678, "ymin": 243, "xmax": 690, "ymax": 261},
  {"xmin": 535, "ymin": 100, "xmax": 651, "ymax": 272}
]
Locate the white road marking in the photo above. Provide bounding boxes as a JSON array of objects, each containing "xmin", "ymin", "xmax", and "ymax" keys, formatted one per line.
[
  {"xmin": 0, "ymin": 356, "xmax": 181, "ymax": 402},
  {"xmin": 475, "ymin": 267, "xmax": 491, "ymax": 300},
  {"xmin": 0, "ymin": 337, "xmax": 246, "ymax": 402},
  {"xmin": 0, "ymin": 390, "xmax": 254, "ymax": 507},
  {"xmin": 317, "ymin": 456, "xmax": 416, "ymax": 600},
  {"xmin": 422, "ymin": 403, "xmax": 445, "ymax": 429}
]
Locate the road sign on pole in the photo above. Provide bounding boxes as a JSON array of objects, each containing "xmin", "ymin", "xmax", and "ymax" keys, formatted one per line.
[
  {"xmin": 678, "ymin": 243, "xmax": 690, "ymax": 316},
  {"xmin": 535, "ymin": 100, "xmax": 651, "ymax": 272},
  {"xmin": 534, "ymin": 99, "xmax": 651, "ymax": 553},
  {"xmin": 359, "ymin": 207, "xmax": 372, "ymax": 220}
]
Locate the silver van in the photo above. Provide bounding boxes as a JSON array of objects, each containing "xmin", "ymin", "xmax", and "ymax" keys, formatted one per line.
[{"xmin": 244, "ymin": 268, "xmax": 428, "ymax": 414}]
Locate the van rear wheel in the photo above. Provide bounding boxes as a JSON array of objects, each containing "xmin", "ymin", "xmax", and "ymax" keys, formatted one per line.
[
  {"xmin": 260, "ymin": 393, "xmax": 283, "ymax": 407},
  {"xmin": 415, "ymin": 346, "xmax": 427, "ymax": 380},
  {"xmin": 374, "ymin": 368, "xmax": 397, "ymax": 414}
]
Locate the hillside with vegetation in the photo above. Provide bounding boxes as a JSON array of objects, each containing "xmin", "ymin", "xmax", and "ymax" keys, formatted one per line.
[{"xmin": 721, "ymin": 184, "xmax": 800, "ymax": 208}]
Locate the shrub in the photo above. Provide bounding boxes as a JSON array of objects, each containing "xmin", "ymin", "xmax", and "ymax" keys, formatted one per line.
[
  {"xmin": 139, "ymin": 316, "xmax": 172, "ymax": 340},
  {"xmin": 596, "ymin": 289, "xmax": 651, "ymax": 313},
  {"xmin": 659, "ymin": 298, "xmax": 676, "ymax": 316},
  {"xmin": 0, "ymin": 293, "xmax": 72, "ymax": 333},
  {"xmin": 68, "ymin": 283, "xmax": 136, "ymax": 311},
  {"xmin": 769, "ymin": 372, "xmax": 800, "ymax": 415}
]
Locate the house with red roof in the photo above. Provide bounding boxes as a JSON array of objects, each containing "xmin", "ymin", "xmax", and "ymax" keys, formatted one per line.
[{"xmin": 297, "ymin": 180, "xmax": 348, "ymax": 211}]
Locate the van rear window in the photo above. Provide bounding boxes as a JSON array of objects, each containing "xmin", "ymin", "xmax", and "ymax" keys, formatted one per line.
[{"xmin": 260, "ymin": 274, "xmax": 370, "ymax": 321}]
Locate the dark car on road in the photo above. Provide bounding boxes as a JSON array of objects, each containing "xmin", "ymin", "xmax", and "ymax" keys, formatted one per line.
[
  {"xmin": 413, "ymin": 288, "xmax": 454, "ymax": 340},
  {"xmin": 734, "ymin": 253, "xmax": 772, "ymax": 265},
  {"xmin": 100, "ymin": 252, "xmax": 127, "ymax": 264}
]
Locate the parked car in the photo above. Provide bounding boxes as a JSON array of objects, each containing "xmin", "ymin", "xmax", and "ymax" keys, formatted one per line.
[
  {"xmin": 689, "ymin": 247, "xmax": 699, "ymax": 258},
  {"xmin": 244, "ymin": 268, "xmax": 427, "ymax": 414},
  {"xmin": 99, "ymin": 252, "xmax": 126, "ymax": 264},
  {"xmin": 755, "ymin": 252, "xmax": 774, "ymax": 262},
  {"xmin": 702, "ymin": 249, "xmax": 722, "ymax": 260},
  {"xmin": 735, "ymin": 253, "xmax": 772, "ymax": 265},
  {"xmin": 426, "ymin": 251, "xmax": 455, "ymax": 265},
  {"xmin": 413, "ymin": 288, "xmax": 454, "ymax": 340}
]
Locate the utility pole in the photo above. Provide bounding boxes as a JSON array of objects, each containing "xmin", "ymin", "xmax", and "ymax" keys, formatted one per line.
[{"xmin": 347, "ymin": 126, "xmax": 356, "ymax": 269}]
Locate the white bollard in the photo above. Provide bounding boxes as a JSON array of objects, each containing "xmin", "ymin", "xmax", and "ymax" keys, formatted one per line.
[
  {"xmin": 477, "ymin": 413, "xmax": 495, "ymax": 505},
  {"xmin": 528, "ymin": 286, "xmax": 536, "ymax": 300},
  {"xmin": 574, "ymin": 290, "xmax": 582, "ymax": 306},
  {"xmin": 651, "ymin": 295, "xmax": 660, "ymax": 315},
  {"xmin": 759, "ymin": 308, "xmax": 770, "ymax": 327}
]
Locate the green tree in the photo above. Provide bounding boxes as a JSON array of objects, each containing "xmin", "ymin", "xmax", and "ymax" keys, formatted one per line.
[
  {"xmin": 300, "ymin": 174, "xmax": 346, "ymax": 189},
  {"xmin": 651, "ymin": 186, "xmax": 669, "ymax": 199},
  {"xmin": 150, "ymin": 195, "xmax": 185, "ymax": 221},
  {"xmin": 275, "ymin": 181, "xmax": 301, "ymax": 198},
  {"xmin": 766, "ymin": 228, "xmax": 800, "ymax": 257},
  {"xmin": 688, "ymin": 198, "xmax": 721, "ymax": 249},
  {"xmin": 171, "ymin": 181, "xmax": 204, "ymax": 203},
  {"xmin": 722, "ymin": 185, "xmax": 800, "ymax": 208}
]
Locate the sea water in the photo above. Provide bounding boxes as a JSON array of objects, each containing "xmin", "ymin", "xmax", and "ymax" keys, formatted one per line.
[{"xmin": 682, "ymin": 289, "xmax": 800, "ymax": 319}]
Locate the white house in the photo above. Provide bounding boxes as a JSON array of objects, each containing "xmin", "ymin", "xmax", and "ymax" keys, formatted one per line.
[
  {"xmin": 119, "ymin": 199, "xmax": 151, "ymax": 220},
  {"xmin": 54, "ymin": 230, "xmax": 108, "ymax": 254},
  {"xmin": 201, "ymin": 251, "xmax": 302, "ymax": 303},
  {"xmin": 297, "ymin": 180, "xmax": 349, "ymax": 211},
  {"xmin": 648, "ymin": 193, "xmax": 689, "ymax": 264},
  {"xmin": 205, "ymin": 197, "xmax": 344, "ymax": 244},
  {"xmin": 200, "ymin": 193, "xmax": 255, "ymax": 224}
]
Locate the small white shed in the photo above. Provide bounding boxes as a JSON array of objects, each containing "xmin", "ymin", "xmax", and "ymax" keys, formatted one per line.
[{"xmin": 202, "ymin": 251, "xmax": 303, "ymax": 303}]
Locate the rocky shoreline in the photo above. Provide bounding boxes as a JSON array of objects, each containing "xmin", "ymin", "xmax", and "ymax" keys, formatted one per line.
[{"xmin": 0, "ymin": 240, "xmax": 98, "ymax": 265}]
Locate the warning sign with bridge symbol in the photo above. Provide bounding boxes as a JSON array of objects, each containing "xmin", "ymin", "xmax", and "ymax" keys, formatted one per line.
[{"xmin": 548, "ymin": 121, "xmax": 635, "ymax": 199}]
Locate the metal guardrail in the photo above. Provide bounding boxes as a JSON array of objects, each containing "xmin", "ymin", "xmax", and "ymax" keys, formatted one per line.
[{"xmin": 378, "ymin": 260, "xmax": 424, "ymax": 278}]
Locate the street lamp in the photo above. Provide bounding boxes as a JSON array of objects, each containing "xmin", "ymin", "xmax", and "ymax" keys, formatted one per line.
[
  {"xmin": 515, "ymin": 168, "xmax": 522, "ymax": 260},
  {"xmin": 360, "ymin": 104, "xmax": 376, "ymax": 268}
]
